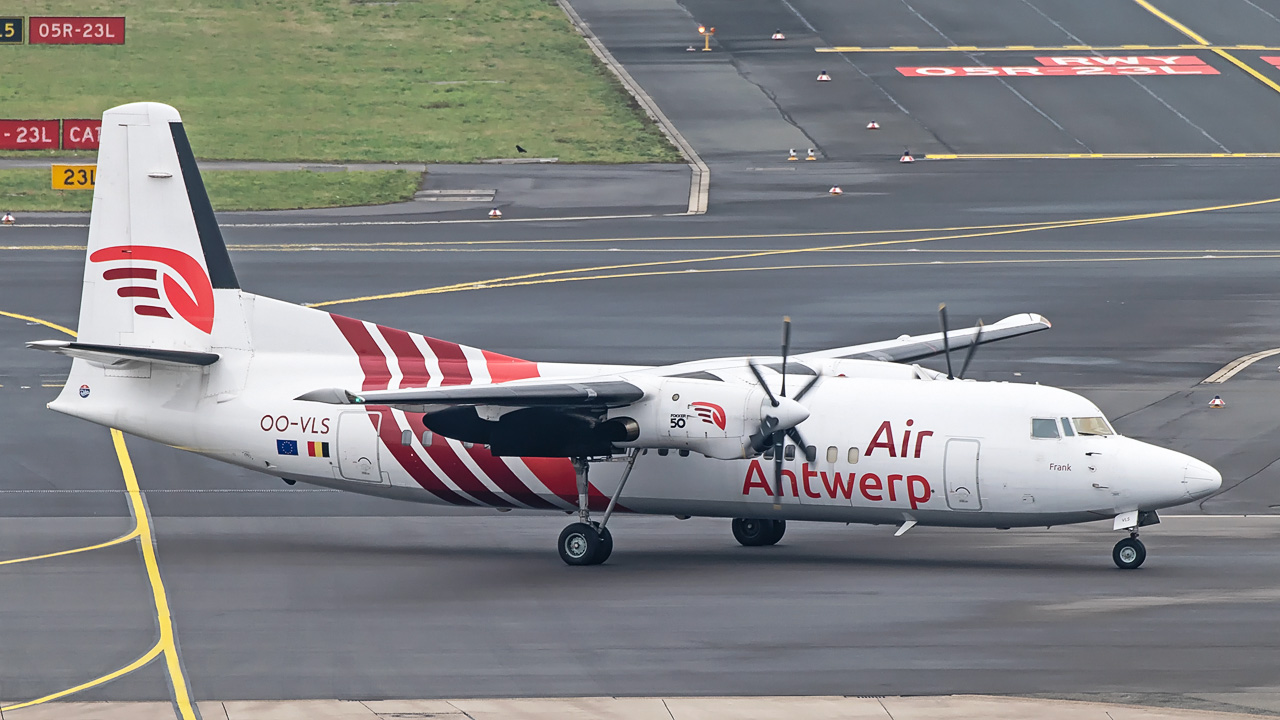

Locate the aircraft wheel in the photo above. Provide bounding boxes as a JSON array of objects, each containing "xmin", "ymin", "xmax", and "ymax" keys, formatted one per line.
[
  {"xmin": 1113, "ymin": 536, "xmax": 1146, "ymax": 570},
  {"xmin": 732, "ymin": 518, "xmax": 776, "ymax": 547},
  {"xmin": 764, "ymin": 519, "xmax": 786, "ymax": 546},
  {"xmin": 594, "ymin": 525, "xmax": 613, "ymax": 564},
  {"xmin": 559, "ymin": 523, "xmax": 602, "ymax": 566}
]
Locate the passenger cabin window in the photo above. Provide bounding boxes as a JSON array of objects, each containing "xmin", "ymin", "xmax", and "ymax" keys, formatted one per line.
[
  {"xmin": 421, "ymin": 430, "xmax": 433, "ymax": 446},
  {"xmin": 1060, "ymin": 418, "xmax": 1075, "ymax": 437},
  {"xmin": 784, "ymin": 445, "xmax": 796, "ymax": 461},
  {"xmin": 805, "ymin": 445, "xmax": 816, "ymax": 462},
  {"xmin": 763, "ymin": 448, "xmax": 774, "ymax": 460},
  {"xmin": 401, "ymin": 429, "xmax": 412, "ymax": 446},
  {"xmin": 826, "ymin": 446, "xmax": 838, "ymax": 463},
  {"xmin": 1073, "ymin": 417, "xmax": 1114, "ymax": 436},
  {"xmin": 848, "ymin": 447, "xmax": 859, "ymax": 464},
  {"xmin": 1031, "ymin": 418, "xmax": 1060, "ymax": 439}
]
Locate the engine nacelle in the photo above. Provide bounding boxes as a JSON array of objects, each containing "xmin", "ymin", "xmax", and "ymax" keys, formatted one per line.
[{"xmin": 606, "ymin": 377, "xmax": 807, "ymax": 460}]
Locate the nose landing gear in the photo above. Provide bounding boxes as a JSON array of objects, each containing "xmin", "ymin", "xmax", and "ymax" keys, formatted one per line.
[{"xmin": 1113, "ymin": 532, "xmax": 1146, "ymax": 570}]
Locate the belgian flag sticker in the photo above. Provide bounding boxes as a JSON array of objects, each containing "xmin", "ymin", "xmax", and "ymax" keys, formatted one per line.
[{"xmin": 308, "ymin": 441, "xmax": 330, "ymax": 458}]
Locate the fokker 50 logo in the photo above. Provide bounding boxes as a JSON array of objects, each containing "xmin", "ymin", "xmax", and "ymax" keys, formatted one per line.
[
  {"xmin": 89, "ymin": 245, "xmax": 214, "ymax": 334},
  {"xmin": 690, "ymin": 401, "xmax": 726, "ymax": 430}
]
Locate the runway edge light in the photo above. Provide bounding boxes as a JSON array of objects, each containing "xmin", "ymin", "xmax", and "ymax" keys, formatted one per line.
[
  {"xmin": 829, "ymin": 185, "xmax": 843, "ymax": 195},
  {"xmin": 1, "ymin": 211, "xmax": 13, "ymax": 225},
  {"xmin": 867, "ymin": 121, "xmax": 880, "ymax": 130},
  {"xmin": 900, "ymin": 149, "xmax": 915, "ymax": 163},
  {"xmin": 788, "ymin": 148, "xmax": 797, "ymax": 161},
  {"xmin": 1209, "ymin": 395, "xmax": 1226, "ymax": 408},
  {"xmin": 488, "ymin": 208, "xmax": 503, "ymax": 219},
  {"xmin": 806, "ymin": 148, "xmax": 817, "ymax": 161},
  {"xmin": 817, "ymin": 70, "xmax": 831, "ymax": 81},
  {"xmin": 772, "ymin": 29, "xmax": 786, "ymax": 40}
]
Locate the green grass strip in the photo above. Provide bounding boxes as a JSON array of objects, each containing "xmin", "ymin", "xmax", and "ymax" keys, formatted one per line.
[
  {"xmin": 0, "ymin": 168, "xmax": 421, "ymax": 212},
  {"xmin": 0, "ymin": 0, "xmax": 680, "ymax": 164}
]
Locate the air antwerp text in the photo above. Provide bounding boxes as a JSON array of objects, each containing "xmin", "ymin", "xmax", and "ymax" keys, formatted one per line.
[{"xmin": 742, "ymin": 460, "xmax": 933, "ymax": 509}]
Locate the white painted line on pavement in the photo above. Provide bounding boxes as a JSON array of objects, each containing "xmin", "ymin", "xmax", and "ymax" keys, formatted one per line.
[{"xmin": 1201, "ymin": 347, "xmax": 1280, "ymax": 383}]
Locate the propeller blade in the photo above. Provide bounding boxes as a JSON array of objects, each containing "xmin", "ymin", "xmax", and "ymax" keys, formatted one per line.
[
  {"xmin": 958, "ymin": 319, "xmax": 985, "ymax": 379},
  {"xmin": 748, "ymin": 360, "xmax": 780, "ymax": 407},
  {"xmin": 786, "ymin": 427, "xmax": 816, "ymax": 462},
  {"xmin": 793, "ymin": 372, "xmax": 822, "ymax": 402},
  {"xmin": 780, "ymin": 316, "xmax": 791, "ymax": 397},
  {"xmin": 772, "ymin": 430, "xmax": 785, "ymax": 499},
  {"xmin": 938, "ymin": 303, "xmax": 954, "ymax": 379}
]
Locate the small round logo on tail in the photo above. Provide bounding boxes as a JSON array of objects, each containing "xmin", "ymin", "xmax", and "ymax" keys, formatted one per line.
[{"xmin": 79, "ymin": 384, "xmax": 90, "ymax": 398}]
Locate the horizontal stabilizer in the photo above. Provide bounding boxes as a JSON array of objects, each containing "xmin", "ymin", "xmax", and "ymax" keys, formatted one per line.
[{"xmin": 27, "ymin": 340, "xmax": 219, "ymax": 367}]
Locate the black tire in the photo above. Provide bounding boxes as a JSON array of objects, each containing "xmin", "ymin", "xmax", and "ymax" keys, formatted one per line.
[
  {"xmin": 594, "ymin": 526, "xmax": 613, "ymax": 564},
  {"xmin": 559, "ymin": 523, "xmax": 602, "ymax": 566},
  {"xmin": 732, "ymin": 518, "xmax": 776, "ymax": 547},
  {"xmin": 764, "ymin": 519, "xmax": 786, "ymax": 546},
  {"xmin": 1113, "ymin": 537, "xmax": 1146, "ymax": 570}
]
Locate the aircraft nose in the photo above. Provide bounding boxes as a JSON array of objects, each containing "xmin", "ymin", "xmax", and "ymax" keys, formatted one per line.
[{"xmin": 1184, "ymin": 458, "xmax": 1222, "ymax": 500}]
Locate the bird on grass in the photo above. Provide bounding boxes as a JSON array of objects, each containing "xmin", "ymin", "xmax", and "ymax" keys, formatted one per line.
[{"xmin": 515, "ymin": 145, "xmax": 527, "ymax": 153}]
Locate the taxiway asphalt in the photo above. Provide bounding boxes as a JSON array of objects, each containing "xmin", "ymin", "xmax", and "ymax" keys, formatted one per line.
[{"xmin": 4, "ymin": 0, "xmax": 1280, "ymax": 716}]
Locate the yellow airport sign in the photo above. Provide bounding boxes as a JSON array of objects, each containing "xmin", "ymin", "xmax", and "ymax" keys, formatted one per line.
[{"xmin": 52, "ymin": 164, "xmax": 96, "ymax": 189}]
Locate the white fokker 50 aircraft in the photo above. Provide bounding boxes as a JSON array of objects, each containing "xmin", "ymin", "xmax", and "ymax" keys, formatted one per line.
[{"xmin": 32, "ymin": 103, "xmax": 1221, "ymax": 569}]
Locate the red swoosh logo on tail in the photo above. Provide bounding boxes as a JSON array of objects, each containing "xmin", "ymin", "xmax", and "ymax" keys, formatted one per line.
[{"xmin": 90, "ymin": 245, "xmax": 215, "ymax": 334}]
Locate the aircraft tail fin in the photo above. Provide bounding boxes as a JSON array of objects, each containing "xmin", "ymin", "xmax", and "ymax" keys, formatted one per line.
[{"xmin": 75, "ymin": 102, "xmax": 238, "ymax": 353}]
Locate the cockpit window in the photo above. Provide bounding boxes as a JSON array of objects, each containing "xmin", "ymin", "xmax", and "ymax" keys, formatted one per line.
[
  {"xmin": 1073, "ymin": 416, "xmax": 1114, "ymax": 436},
  {"xmin": 1060, "ymin": 418, "xmax": 1075, "ymax": 437},
  {"xmin": 1031, "ymin": 418, "xmax": 1060, "ymax": 439}
]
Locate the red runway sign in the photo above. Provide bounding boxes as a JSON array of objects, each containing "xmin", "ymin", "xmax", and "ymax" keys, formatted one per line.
[
  {"xmin": 0, "ymin": 120, "xmax": 60, "ymax": 150},
  {"xmin": 29, "ymin": 17, "xmax": 124, "ymax": 45},
  {"xmin": 62, "ymin": 119, "xmax": 102, "ymax": 149},
  {"xmin": 1036, "ymin": 55, "xmax": 1207, "ymax": 66},
  {"xmin": 898, "ymin": 55, "xmax": 1218, "ymax": 77}
]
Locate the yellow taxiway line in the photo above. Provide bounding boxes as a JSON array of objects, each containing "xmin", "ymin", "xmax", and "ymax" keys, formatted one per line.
[
  {"xmin": 0, "ymin": 312, "xmax": 197, "ymax": 720},
  {"xmin": 312, "ymin": 196, "xmax": 1280, "ymax": 308},
  {"xmin": 1128, "ymin": 0, "xmax": 1280, "ymax": 97},
  {"xmin": 816, "ymin": 43, "xmax": 1280, "ymax": 53},
  {"xmin": 927, "ymin": 153, "xmax": 1280, "ymax": 159}
]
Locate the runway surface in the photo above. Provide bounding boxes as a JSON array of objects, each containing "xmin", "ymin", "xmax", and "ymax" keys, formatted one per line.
[{"xmin": 4, "ymin": 0, "xmax": 1280, "ymax": 716}]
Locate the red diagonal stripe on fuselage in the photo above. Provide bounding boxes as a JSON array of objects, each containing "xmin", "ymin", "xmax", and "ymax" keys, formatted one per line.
[
  {"xmin": 371, "ymin": 325, "xmax": 518, "ymax": 508},
  {"xmin": 423, "ymin": 336, "xmax": 472, "ymax": 385},
  {"xmin": 330, "ymin": 314, "xmax": 476, "ymax": 507}
]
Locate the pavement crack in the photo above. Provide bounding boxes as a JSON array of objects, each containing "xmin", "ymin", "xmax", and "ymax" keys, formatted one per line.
[
  {"xmin": 662, "ymin": 698, "xmax": 677, "ymax": 720},
  {"xmin": 775, "ymin": 0, "xmax": 953, "ymax": 152},
  {"xmin": 877, "ymin": 697, "xmax": 896, "ymax": 719}
]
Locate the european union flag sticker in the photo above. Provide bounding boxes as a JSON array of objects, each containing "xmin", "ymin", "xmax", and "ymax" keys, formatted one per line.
[{"xmin": 276, "ymin": 439, "xmax": 299, "ymax": 456}]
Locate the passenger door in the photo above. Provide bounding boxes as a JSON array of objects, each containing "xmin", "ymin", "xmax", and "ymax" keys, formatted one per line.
[{"xmin": 944, "ymin": 439, "xmax": 982, "ymax": 510}]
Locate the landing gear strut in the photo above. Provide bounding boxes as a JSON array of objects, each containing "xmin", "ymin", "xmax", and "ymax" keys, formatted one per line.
[
  {"xmin": 1113, "ymin": 532, "xmax": 1146, "ymax": 570},
  {"xmin": 557, "ymin": 450, "xmax": 637, "ymax": 566},
  {"xmin": 732, "ymin": 518, "xmax": 786, "ymax": 547}
]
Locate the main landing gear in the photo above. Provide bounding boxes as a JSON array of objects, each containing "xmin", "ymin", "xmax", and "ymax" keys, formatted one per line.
[
  {"xmin": 732, "ymin": 518, "xmax": 786, "ymax": 547},
  {"xmin": 557, "ymin": 450, "xmax": 637, "ymax": 566},
  {"xmin": 1113, "ymin": 531, "xmax": 1146, "ymax": 570}
]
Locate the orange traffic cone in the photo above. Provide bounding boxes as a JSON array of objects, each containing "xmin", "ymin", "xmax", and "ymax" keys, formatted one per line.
[
  {"xmin": 1209, "ymin": 395, "xmax": 1226, "ymax": 408},
  {"xmin": 816, "ymin": 70, "xmax": 831, "ymax": 81},
  {"xmin": 488, "ymin": 208, "xmax": 503, "ymax": 219},
  {"xmin": 772, "ymin": 30, "xmax": 785, "ymax": 40},
  {"xmin": 805, "ymin": 148, "xmax": 817, "ymax": 161},
  {"xmin": 787, "ymin": 148, "xmax": 797, "ymax": 161},
  {"xmin": 1, "ymin": 212, "xmax": 13, "ymax": 225},
  {"xmin": 828, "ymin": 185, "xmax": 843, "ymax": 195},
  {"xmin": 866, "ymin": 121, "xmax": 880, "ymax": 130},
  {"xmin": 899, "ymin": 149, "xmax": 915, "ymax": 163}
]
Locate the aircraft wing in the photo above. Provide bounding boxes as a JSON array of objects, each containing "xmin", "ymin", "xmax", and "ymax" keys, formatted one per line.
[
  {"xmin": 296, "ymin": 378, "xmax": 644, "ymax": 412},
  {"xmin": 797, "ymin": 313, "xmax": 1050, "ymax": 364}
]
